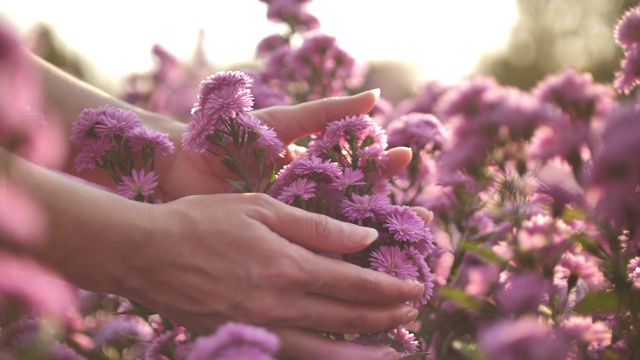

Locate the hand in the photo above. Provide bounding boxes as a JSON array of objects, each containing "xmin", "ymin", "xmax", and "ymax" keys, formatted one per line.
[
  {"xmin": 124, "ymin": 192, "xmax": 423, "ymax": 359},
  {"xmin": 156, "ymin": 90, "xmax": 412, "ymax": 200}
]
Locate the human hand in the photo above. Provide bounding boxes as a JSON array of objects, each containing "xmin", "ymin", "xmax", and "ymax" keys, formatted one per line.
[
  {"xmin": 124, "ymin": 192, "xmax": 424, "ymax": 359},
  {"xmin": 156, "ymin": 90, "xmax": 412, "ymax": 200}
]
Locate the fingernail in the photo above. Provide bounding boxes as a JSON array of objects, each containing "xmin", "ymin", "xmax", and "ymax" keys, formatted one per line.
[
  {"xmin": 412, "ymin": 280, "xmax": 425, "ymax": 298},
  {"xmin": 405, "ymin": 307, "xmax": 419, "ymax": 323},
  {"xmin": 364, "ymin": 227, "xmax": 379, "ymax": 244},
  {"xmin": 383, "ymin": 349, "xmax": 400, "ymax": 360},
  {"xmin": 370, "ymin": 88, "xmax": 381, "ymax": 99}
]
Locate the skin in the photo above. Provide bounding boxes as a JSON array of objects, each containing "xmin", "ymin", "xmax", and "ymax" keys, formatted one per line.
[{"xmin": 11, "ymin": 55, "xmax": 427, "ymax": 359}]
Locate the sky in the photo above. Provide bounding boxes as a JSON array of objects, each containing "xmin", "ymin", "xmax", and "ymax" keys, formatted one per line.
[{"xmin": 0, "ymin": 1, "xmax": 518, "ymax": 87}]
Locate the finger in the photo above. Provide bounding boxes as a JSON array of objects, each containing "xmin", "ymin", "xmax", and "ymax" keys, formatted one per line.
[
  {"xmin": 286, "ymin": 294, "xmax": 418, "ymax": 334},
  {"xmin": 253, "ymin": 89, "xmax": 379, "ymax": 144},
  {"xmin": 274, "ymin": 327, "xmax": 400, "ymax": 360},
  {"xmin": 411, "ymin": 206, "xmax": 434, "ymax": 224},
  {"xmin": 384, "ymin": 146, "xmax": 412, "ymax": 177},
  {"xmin": 254, "ymin": 196, "xmax": 379, "ymax": 254},
  {"xmin": 303, "ymin": 254, "xmax": 425, "ymax": 304}
]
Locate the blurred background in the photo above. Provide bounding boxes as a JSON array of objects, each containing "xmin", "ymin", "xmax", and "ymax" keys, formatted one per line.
[{"xmin": 1, "ymin": 0, "xmax": 639, "ymax": 103}]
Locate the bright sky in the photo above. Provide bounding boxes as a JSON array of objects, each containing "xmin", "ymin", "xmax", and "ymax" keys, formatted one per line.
[{"xmin": 1, "ymin": 1, "xmax": 518, "ymax": 86}]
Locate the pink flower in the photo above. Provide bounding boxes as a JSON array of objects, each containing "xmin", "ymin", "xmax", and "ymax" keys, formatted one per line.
[
  {"xmin": 276, "ymin": 178, "xmax": 316, "ymax": 205},
  {"xmin": 340, "ymin": 193, "xmax": 391, "ymax": 223},
  {"xmin": 0, "ymin": 254, "xmax": 78, "ymax": 318},
  {"xmin": 116, "ymin": 169, "xmax": 159, "ymax": 201},
  {"xmin": 369, "ymin": 245, "xmax": 420, "ymax": 281},
  {"xmin": 94, "ymin": 108, "xmax": 142, "ymax": 137},
  {"xmin": 0, "ymin": 179, "xmax": 47, "ymax": 246},
  {"xmin": 383, "ymin": 206, "xmax": 429, "ymax": 243},
  {"xmin": 186, "ymin": 322, "xmax": 279, "ymax": 360},
  {"xmin": 627, "ymin": 256, "xmax": 640, "ymax": 290},
  {"xmin": 127, "ymin": 127, "xmax": 175, "ymax": 158},
  {"xmin": 182, "ymin": 109, "xmax": 216, "ymax": 153}
]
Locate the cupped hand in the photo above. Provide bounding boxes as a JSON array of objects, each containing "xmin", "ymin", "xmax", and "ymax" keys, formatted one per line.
[
  {"xmin": 156, "ymin": 90, "xmax": 412, "ymax": 200},
  {"xmin": 124, "ymin": 192, "xmax": 423, "ymax": 359}
]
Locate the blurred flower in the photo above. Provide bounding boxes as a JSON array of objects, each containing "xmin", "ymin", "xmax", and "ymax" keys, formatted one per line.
[
  {"xmin": 0, "ymin": 254, "xmax": 77, "ymax": 318},
  {"xmin": 0, "ymin": 179, "xmax": 47, "ymax": 246},
  {"xmin": 627, "ymin": 256, "xmax": 640, "ymax": 290},
  {"xmin": 477, "ymin": 316, "xmax": 570, "ymax": 360},
  {"xmin": 615, "ymin": 5, "xmax": 640, "ymax": 50},
  {"xmin": 495, "ymin": 272, "xmax": 550, "ymax": 313},
  {"xmin": 386, "ymin": 112, "xmax": 447, "ymax": 152},
  {"xmin": 615, "ymin": 43, "xmax": 640, "ymax": 94},
  {"xmin": 558, "ymin": 315, "xmax": 611, "ymax": 352},
  {"xmin": 186, "ymin": 322, "xmax": 279, "ymax": 360}
]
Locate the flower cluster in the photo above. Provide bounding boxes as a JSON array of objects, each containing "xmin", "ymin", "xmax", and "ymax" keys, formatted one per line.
[
  {"xmin": 182, "ymin": 71, "xmax": 285, "ymax": 192},
  {"xmin": 255, "ymin": 0, "xmax": 366, "ymax": 103},
  {"xmin": 70, "ymin": 106, "xmax": 174, "ymax": 202},
  {"xmin": 268, "ymin": 113, "xmax": 436, "ymax": 355}
]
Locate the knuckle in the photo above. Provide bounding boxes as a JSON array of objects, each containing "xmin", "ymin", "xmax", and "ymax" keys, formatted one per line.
[
  {"xmin": 310, "ymin": 214, "xmax": 332, "ymax": 240},
  {"xmin": 263, "ymin": 256, "xmax": 306, "ymax": 289},
  {"xmin": 342, "ymin": 312, "xmax": 367, "ymax": 333}
]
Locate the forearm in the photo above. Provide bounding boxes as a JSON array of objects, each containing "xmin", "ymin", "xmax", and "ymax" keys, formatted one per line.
[
  {"xmin": 4, "ymin": 148, "xmax": 151, "ymax": 295},
  {"xmin": 33, "ymin": 54, "xmax": 185, "ymax": 178}
]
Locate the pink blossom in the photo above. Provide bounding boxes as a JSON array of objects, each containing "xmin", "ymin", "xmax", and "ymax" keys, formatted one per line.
[{"xmin": 115, "ymin": 169, "xmax": 159, "ymax": 200}]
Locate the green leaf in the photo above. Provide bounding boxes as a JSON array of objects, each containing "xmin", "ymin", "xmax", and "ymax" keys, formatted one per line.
[
  {"xmin": 440, "ymin": 286, "xmax": 485, "ymax": 310},
  {"xmin": 226, "ymin": 178, "xmax": 249, "ymax": 193},
  {"xmin": 451, "ymin": 340, "xmax": 487, "ymax": 360},
  {"xmin": 400, "ymin": 352, "xmax": 430, "ymax": 360},
  {"xmin": 115, "ymin": 305, "xmax": 157, "ymax": 317},
  {"xmin": 574, "ymin": 290, "xmax": 621, "ymax": 314},
  {"xmin": 460, "ymin": 241, "xmax": 506, "ymax": 266}
]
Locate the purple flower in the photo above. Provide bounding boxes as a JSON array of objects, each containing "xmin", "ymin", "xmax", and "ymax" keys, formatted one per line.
[
  {"xmin": 555, "ymin": 252, "xmax": 606, "ymax": 291},
  {"xmin": 0, "ymin": 254, "xmax": 78, "ymax": 318},
  {"xmin": 92, "ymin": 316, "xmax": 154, "ymax": 348},
  {"xmin": 115, "ymin": 169, "xmax": 159, "ymax": 200},
  {"xmin": 386, "ymin": 112, "xmax": 447, "ymax": 151},
  {"xmin": 70, "ymin": 106, "xmax": 111, "ymax": 145},
  {"xmin": 182, "ymin": 109, "xmax": 215, "ymax": 152},
  {"xmin": 255, "ymin": 34, "xmax": 290, "ymax": 59},
  {"xmin": 615, "ymin": 5, "xmax": 640, "ymax": 50},
  {"xmin": 532, "ymin": 68, "xmax": 613, "ymax": 124},
  {"xmin": 587, "ymin": 104, "xmax": 640, "ymax": 230},
  {"xmin": 394, "ymin": 80, "xmax": 452, "ymax": 120},
  {"xmin": 436, "ymin": 76, "xmax": 499, "ymax": 121},
  {"xmin": 197, "ymin": 71, "xmax": 254, "ymax": 119},
  {"xmin": 389, "ymin": 327, "xmax": 420, "ymax": 355},
  {"xmin": 235, "ymin": 112, "xmax": 285, "ymax": 163},
  {"xmin": 330, "ymin": 167, "xmax": 366, "ymax": 191},
  {"xmin": 558, "ymin": 315, "xmax": 612, "ymax": 351},
  {"xmin": 615, "ymin": 43, "xmax": 640, "ymax": 94},
  {"xmin": 495, "ymin": 272, "xmax": 551, "ymax": 313},
  {"xmin": 369, "ymin": 246, "xmax": 420, "ymax": 280},
  {"xmin": 627, "ymin": 256, "xmax": 640, "ymax": 290},
  {"xmin": 73, "ymin": 136, "xmax": 116, "ymax": 172},
  {"xmin": 276, "ymin": 178, "xmax": 317, "ymax": 204},
  {"xmin": 340, "ymin": 193, "xmax": 391, "ymax": 223},
  {"xmin": 186, "ymin": 322, "xmax": 279, "ymax": 360},
  {"xmin": 127, "ymin": 127, "xmax": 175, "ymax": 158},
  {"xmin": 0, "ymin": 179, "xmax": 47, "ymax": 246},
  {"xmin": 94, "ymin": 108, "xmax": 142, "ymax": 137},
  {"xmin": 290, "ymin": 155, "xmax": 342, "ymax": 178},
  {"xmin": 478, "ymin": 316, "xmax": 571, "ymax": 360},
  {"xmin": 383, "ymin": 206, "xmax": 429, "ymax": 243}
]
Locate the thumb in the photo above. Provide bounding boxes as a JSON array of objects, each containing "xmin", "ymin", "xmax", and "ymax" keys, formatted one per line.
[
  {"xmin": 253, "ymin": 89, "xmax": 379, "ymax": 145},
  {"xmin": 257, "ymin": 198, "xmax": 378, "ymax": 254}
]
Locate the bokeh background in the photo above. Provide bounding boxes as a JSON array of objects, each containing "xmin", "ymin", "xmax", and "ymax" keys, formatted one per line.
[{"xmin": 2, "ymin": 0, "xmax": 639, "ymax": 102}]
